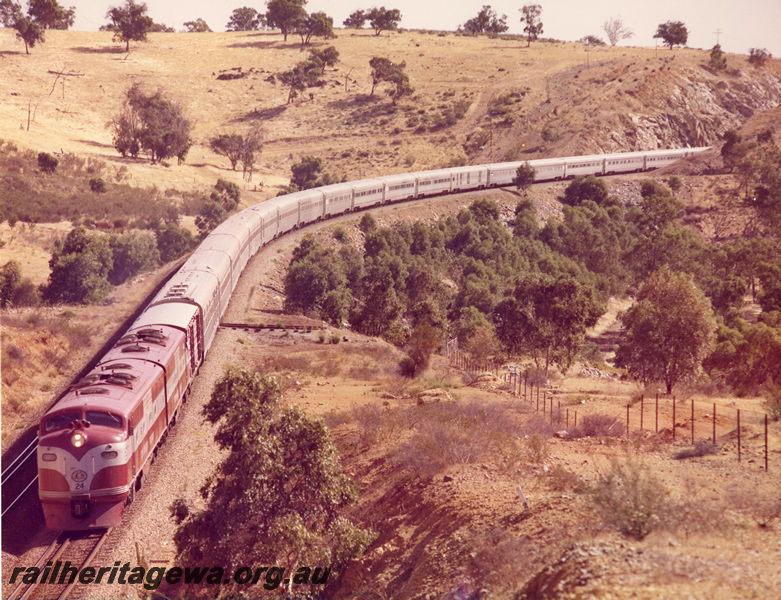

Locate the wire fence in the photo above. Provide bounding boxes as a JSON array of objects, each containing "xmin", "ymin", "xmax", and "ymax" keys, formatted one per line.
[{"xmin": 446, "ymin": 345, "xmax": 773, "ymax": 472}]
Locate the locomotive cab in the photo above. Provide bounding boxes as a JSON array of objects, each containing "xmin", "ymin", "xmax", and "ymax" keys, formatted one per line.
[{"xmin": 38, "ymin": 406, "xmax": 131, "ymax": 528}]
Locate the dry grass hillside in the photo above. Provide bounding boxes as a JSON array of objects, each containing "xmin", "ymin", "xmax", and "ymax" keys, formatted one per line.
[{"xmin": 2, "ymin": 28, "xmax": 780, "ymax": 196}]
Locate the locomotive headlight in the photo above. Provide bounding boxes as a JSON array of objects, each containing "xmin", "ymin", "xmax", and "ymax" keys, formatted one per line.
[{"xmin": 70, "ymin": 431, "xmax": 86, "ymax": 448}]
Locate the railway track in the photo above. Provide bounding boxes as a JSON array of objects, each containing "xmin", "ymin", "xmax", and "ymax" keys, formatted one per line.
[{"xmin": 5, "ymin": 529, "xmax": 112, "ymax": 600}]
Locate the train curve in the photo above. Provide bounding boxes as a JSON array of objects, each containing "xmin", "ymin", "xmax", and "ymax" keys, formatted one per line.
[{"xmin": 36, "ymin": 147, "xmax": 709, "ymax": 530}]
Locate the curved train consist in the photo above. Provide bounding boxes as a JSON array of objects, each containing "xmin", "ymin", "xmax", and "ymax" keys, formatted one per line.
[{"xmin": 37, "ymin": 146, "xmax": 708, "ymax": 529}]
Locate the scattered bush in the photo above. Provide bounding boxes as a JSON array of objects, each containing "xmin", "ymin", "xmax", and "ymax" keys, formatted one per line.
[
  {"xmin": 525, "ymin": 433, "xmax": 549, "ymax": 464},
  {"xmin": 0, "ymin": 260, "xmax": 22, "ymax": 307},
  {"xmin": 89, "ymin": 177, "xmax": 107, "ymax": 193},
  {"xmin": 10, "ymin": 279, "xmax": 40, "ymax": 307},
  {"xmin": 591, "ymin": 458, "xmax": 668, "ymax": 540},
  {"xmin": 393, "ymin": 399, "xmax": 521, "ymax": 478},
  {"xmin": 674, "ymin": 440, "xmax": 719, "ymax": 460},
  {"xmin": 547, "ymin": 465, "xmax": 585, "ymax": 492},
  {"xmin": 352, "ymin": 403, "xmax": 402, "ymax": 445},
  {"xmin": 332, "ymin": 226, "xmax": 347, "ymax": 242},
  {"xmin": 568, "ymin": 413, "xmax": 623, "ymax": 438},
  {"xmin": 37, "ymin": 152, "xmax": 58, "ymax": 173},
  {"xmin": 762, "ymin": 378, "xmax": 781, "ymax": 421},
  {"xmin": 399, "ymin": 355, "xmax": 416, "ymax": 377},
  {"xmin": 748, "ymin": 48, "xmax": 771, "ymax": 68}
]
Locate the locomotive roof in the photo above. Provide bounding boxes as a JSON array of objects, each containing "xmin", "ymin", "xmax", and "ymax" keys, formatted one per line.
[
  {"xmin": 150, "ymin": 262, "xmax": 222, "ymax": 309},
  {"xmin": 44, "ymin": 325, "xmax": 185, "ymax": 420}
]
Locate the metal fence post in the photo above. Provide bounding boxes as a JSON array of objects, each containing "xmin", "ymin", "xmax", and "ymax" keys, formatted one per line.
[
  {"xmin": 712, "ymin": 403, "xmax": 716, "ymax": 445},
  {"xmin": 655, "ymin": 393, "xmax": 659, "ymax": 433},
  {"xmin": 626, "ymin": 404, "xmax": 630, "ymax": 436},
  {"xmin": 691, "ymin": 399, "xmax": 695, "ymax": 444}
]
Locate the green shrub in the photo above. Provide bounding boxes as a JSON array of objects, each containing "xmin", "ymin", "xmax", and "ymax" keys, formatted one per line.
[
  {"xmin": 89, "ymin": 177, "xmax": 107, "ymax": 193},
  {"xmin": 399, "ymin": 355, "xmax": 416, "ymax": 377},
  {"xmin": 156, "ymin": 223, "xmax": 195, "ymax": 262},
  {"xmin": 108, "ymin": 231, "xmax": 160, "ymax": 285},
  {"xmin": 43, "ymin": 227, "xmax": 113, "ymax": 305},
  {"xmin": 332, "ymin": 226, "xmax": 347, "ymax": 242}
]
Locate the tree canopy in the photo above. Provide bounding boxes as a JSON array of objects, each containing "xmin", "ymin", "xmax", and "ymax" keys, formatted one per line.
[
  {"xmin": 602, "ymin": 16, "xmax": 633, "ymax": 46},
  {"xmin": 1, "ymin": 0, "xmax": 74, "ymax": 53},
  {"xmin": 343, "ymin": 9, "xmax": 365, "ymax": 28},
  {"xmin": 109, "ymin": 83, "xmax": 192, "ymax": 164},
  {"xmin": 226, "ymin": 6, "xmax": 264, "ymax": 31},
  {"xmin": 519, "ymin": 4, "xmax": 543, "ymax": 47},
  {"xmin": 616, "ymin": 267, "xmax": 716, "ymax": 393},
  {"xmin": 653, "ymin": 20, "xmax": 688, "ymax": 49},
  {"xmin": 493, "ymin": 274, "xmax": 603, "ymax": 374},
  {"xmin": 369, "ymin": 56, "xmax": 413, "ymax": 104},
  {"xmin": 366, "ymin": 6, "xmax": 401, "ymax": 36},
  {"xmin": 28, "ymin": 0, "xmax": 74, "ymax": 29},
  {"xmin": 182, "ymin": 17, "xmax": 210, "ymax": 32},
  {"xmin": 104, "ymin": 0, "xmax": 153, "ymax": 51},
  {"xmin": 265, "ymin": 0, "xmax": 306, "ymax": 41},
  {"xmin": 462, "ymin": 5, "xmax": 508, "ymax": 35},
  {"xmin": 172, "ymin": 367, "xmax": 373, "ymax": 595},
  {"xmin": 43, "ymin": 227, "xmax": 114, "ymax": 305},
  {"xmin": 295, "ymin": 11, "xmax": 335, "ymax": 46}
]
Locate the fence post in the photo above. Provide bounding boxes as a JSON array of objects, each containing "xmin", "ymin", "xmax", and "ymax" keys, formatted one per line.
[
  {"xmin": 574, "ymin": 410, "xmax": 577, "ymax": 428},
  {"xmin": 655, "ymin": 393, "xmax": 659, "ymax": 433},
  {"xmin": 737, "ymin": 409, "xmax": 741, "ymax": 463},
  {"xmin": 566, "ymin": 408, "xmax": 569, "ymax": 428},
  {"xmin": 524, "ymin": 374, "xmax": 527, "ymax": 400},
  {"xmin": 640, "ymin": 395, "xmax": 644, "ymax": 432},
  {"xmin": 712, "ymin": 403, "xmax": 716, "ymax": 445},
  {"xmin": 672, "ymin": 396, "xmax": 676, "ymax": 442},
  {"xmin": 626, "ymin": 404, "xmax": 630, "ymax": 436},
  {"xmin": 536, "ymin": 386, "xmax": 539, "ymax": 412},
  {"xmin": 765, "ymin": 414, "xmax": 768, "ymax": 472},
  {"xmin": 543, "ymin": 392, "xmax": 546, "ymax": 418},
  {"xmin": 691, "ymin": 399, "xmax": 695, "ymax": 444}
]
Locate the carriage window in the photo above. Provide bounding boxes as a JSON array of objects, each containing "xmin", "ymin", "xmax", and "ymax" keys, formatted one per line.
[
  {"xmin": 85, "ymin": 411, "xmax": 124, "ymax": 429},
  {"xmin": 44, "ymin": 412, "xmax": 81, "ymax": 432}
]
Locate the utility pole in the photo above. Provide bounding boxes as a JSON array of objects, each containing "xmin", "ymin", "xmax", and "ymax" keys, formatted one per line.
[{"xmin": 714, "ymin": 28, "xmax": 723, "ymax": 45}]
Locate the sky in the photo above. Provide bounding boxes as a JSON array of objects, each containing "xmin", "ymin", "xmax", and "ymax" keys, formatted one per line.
[{"xmin": 66, "ymin": 0, "xmax": 781, "ymax": 57}]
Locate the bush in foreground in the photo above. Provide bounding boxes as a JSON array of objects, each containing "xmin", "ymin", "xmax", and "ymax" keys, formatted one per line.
[{"xmin": 591, "ymin": 458, "xmax": 668, "ymax": 540}]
